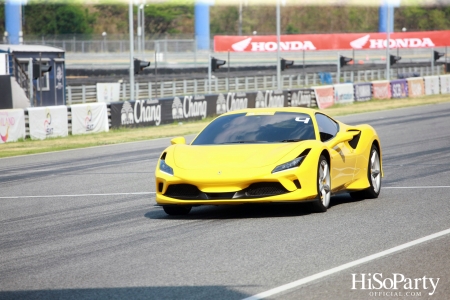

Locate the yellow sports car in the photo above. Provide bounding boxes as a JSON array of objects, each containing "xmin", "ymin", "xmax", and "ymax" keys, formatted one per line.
[{"xmin": 155, "ymin": 107, "xmax": 382, "ymax": 215}]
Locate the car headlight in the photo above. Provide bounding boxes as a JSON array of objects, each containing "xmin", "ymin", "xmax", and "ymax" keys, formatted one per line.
[
  {"xmin": 159, "ymin": 159, "xmax": 174, "ymax": 176},
  {"xmin": 272, "ymin": 156, "xmax": 306, "ymax": 174}
]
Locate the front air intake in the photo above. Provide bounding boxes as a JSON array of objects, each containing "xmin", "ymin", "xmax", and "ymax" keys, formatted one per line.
[
  {"xmin": 244, "ymin": 182, "xmax": 288, "ymax": 197},
  {"xmin": 165, "ymin": 184, "xmax": 201, "ymax": 199}
]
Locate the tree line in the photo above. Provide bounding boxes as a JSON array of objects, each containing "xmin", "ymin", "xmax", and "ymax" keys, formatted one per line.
[{"xmin": 1, "ymin": 2, "xmax": 450, "ymax": 37}]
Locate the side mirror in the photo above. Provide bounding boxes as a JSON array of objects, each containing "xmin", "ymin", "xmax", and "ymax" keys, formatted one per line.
[
  {"xmin": 328, "ymin": 131, "xmax": 359, "ymax": 148},
  {"xmin": 170, "ymin": 136, "xmax": 186, "ymax": 145}
]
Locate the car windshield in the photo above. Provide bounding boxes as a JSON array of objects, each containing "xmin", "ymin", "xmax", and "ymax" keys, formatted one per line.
[{"xmin": 192, "ymin": 112, "xmax": 316, "ymax": 145}]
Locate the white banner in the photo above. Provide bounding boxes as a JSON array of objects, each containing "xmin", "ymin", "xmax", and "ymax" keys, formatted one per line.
[
  {"xmin": 0, "ymin": 109, "xmax": 25, "ymax": 143},
  {"xmin": 0, "ymin": 53, "xmax": 7, "ymax": 75},
  {"xmin": 333, "ymin": 83, "xmax": 354, "ymax": 104},
  {"xmin": 440, "ymin": 75, "xmax": 450, "ymax": 94},
  {"xmin": 28, "ymin": 106, "xmax": 68, "ymax": 140},
  {"xmin": 71, "ymin": 103, "xmax": 109, "ymax": 135},
  {"xmin": 96, "ymin": 83, "xmax": 121, "ymax": 103},
  {"xmin": 423, "ymin": 76, "xmax": 440, "ymax": 95}
]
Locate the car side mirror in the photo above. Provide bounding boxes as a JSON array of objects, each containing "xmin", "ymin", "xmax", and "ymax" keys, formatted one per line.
[
  {"xmin": 171, "ymin": 136, "xmax": 186, "ymax": 145},
  {"xmin": 328, "ymin": 131, "xmax": 359, "ymax": 148}
]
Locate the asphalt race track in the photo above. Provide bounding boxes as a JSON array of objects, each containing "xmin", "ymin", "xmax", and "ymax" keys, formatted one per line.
[{"xmin": 1, "ymin": 103, "xmax": 450, "ymax": 300}]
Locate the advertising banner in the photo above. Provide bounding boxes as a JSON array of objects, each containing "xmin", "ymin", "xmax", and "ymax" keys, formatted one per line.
[
  {"xmin": 354, "ymin": 83, "xmax": 372, "ymax": 101},
  {"xmin": 390, "ymin": 79, "xmax": 408, "ymax": 99},
  {"xmin": 334, "ymin": 83, "xmax": 354, "ymax": 104},
  {"xmin": 440, "ymin": 75, "xmax": 450, "ymax": 94},
  {"xmin": 424, "ymin": 76, "xmax": 440, "ymax": 95},
  {"xmin": 213, "ymin": 92, "xmax": 249, "ymax": 115},
  {"xmin": 407, "ymin": 78, "xmax": 425, "ymax": 97},
  {"xmin": 214, "ymin": 30, "xmax": 450, "ymax": 52},
  {"xmin": 110, "ymin": 99, "xmax": 168, "ymax": 128},
  {"xmin": 28, "ymin": 106, "xmax": 68, "ymax": 140},
  {"xmin": 313, "ymin": 86, "xmax": 334, "ymax": 109},
  {"xmin": 71, "ymin": 103, "xmax": 109, "ymax": 135},
  {"xmin": 288, "ymin": 89, "xmax": 314, "ymax": 107},
  {"xmin": 0, "ymin": 109, "xmax": 25, "ymax": 143},
  {"xmin": 372, "ymin": 81, "xmax": 391, "ymax": 99},
  {"xmin": 253, "ymin": 90, "xmax": 286, "ymax": 108},
  {"xmin": 96, "ymin": 83, "xmax": 121, "ymax": 103}
]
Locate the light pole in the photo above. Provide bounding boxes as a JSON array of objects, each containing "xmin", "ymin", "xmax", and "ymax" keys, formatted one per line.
[
  {"xmin": 276, "ymin": 0, "xmax": 281, "ymax": 90},
  {"xmin": 102, "ymin": 31, "xmax": 107, "ymax": 52},
  {"xmin": 129, "ymin": 0, "xmax": 135, "ymax": 101}
]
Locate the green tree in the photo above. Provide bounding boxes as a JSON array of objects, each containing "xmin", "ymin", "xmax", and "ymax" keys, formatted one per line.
[
  {"xmin": 23, "ymin": 3, "xmax": 96, "ymax": 35},
  {"xmin": 0, "ymin": 4, "xmax": 4, "ymax": 35},
  {"xmin": 143, "ymin": 4, "xmax": 194, "ymax": 36}
]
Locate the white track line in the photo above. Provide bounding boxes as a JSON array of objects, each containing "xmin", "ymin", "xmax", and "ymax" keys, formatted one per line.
[
  {"xmin": 0, "ymin": 192, "xmax": 155, "ymax": 199},
  {"xmin": 242, "ymin": 228, "xmax": 450, "ymax": 300},
  {"xmin": 384, "ymin": 186, "xmax": 450, "ymax": 189}
]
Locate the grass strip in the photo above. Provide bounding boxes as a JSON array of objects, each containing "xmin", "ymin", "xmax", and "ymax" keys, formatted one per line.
[{"xmin": 1, "ymin": 94, "xmax": 449, "ymax": 158}]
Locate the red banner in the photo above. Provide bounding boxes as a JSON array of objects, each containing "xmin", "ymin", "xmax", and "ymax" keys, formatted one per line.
[
  {"xmin": 372, "ymin": 81, "xmax": 391, "ymax": 100},
  {"xmin": 214, "ymin": 30, "xmax": 450, "ymax": 52},
  {"xmin": 314, "ymin": 86, "xmax": 334, "ymax": 109}
]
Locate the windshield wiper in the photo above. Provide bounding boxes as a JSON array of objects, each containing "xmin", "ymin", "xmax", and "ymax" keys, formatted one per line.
[
  {"xmin": 222, "ymin": 140, "xmax": 267, "ymax": 144},
  {"xmin": 278, "ymin": 139, "xmax": 303, "ymax": 143}
]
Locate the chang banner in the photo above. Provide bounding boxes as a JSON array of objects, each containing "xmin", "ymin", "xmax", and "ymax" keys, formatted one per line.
[
  {"xmin": 440, "ymin": 75, "xmax": 450, "ymax": 94},
  {"xmin": 334, "ymin": 83, "xmax": 354, "ymax": 104},
  {"xmin": 288, "ymin": 89, "xmax": 313, "ymax": 107},
  {"xmin": 0, "ymin": 109, "xmax": 25, "ymax": 143},
  {"xmin": 372, "ymin": 81, "xmax": 391, "ymax": 99},
  {"xmin": 313, "ymin": 86, "xmax": 334, "ymax": 109},
  {"xmin": 214, "ymin": 92, "xmax": 249, "ymax": 114},
  {"xmin": 390, "ymin": 79, "xmax": 408, "ymax": 98},
  {"xmin": 97, "ymin": 83, "xmax": 121, "ymax": 103},
  {"xmin": 424, "ymin": 76, "xmax": 440, "ymax": 95},
  {"xmin": 407, "ymin": 78, "xmax": 425, "ymax": 97},
  {"xmin": 71, "ymin": 103, "xmax": 109, "ymax": 135},
  {"xmin": 254, "ymin": 90, "xmax": 286, "ymax": 108},
  {"xmin": 110, "ymin": 99, "xmax": 167, "ymax": 128},
  {"xmin": 28, "ymin": 106, "xmax": 68, "ymax": 140},
  {"xmin": 354, "ymin": 83, "xmax": 372, "ymax": 101}
]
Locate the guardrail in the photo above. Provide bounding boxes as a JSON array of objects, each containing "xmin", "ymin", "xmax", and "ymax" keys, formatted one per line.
[{"xmin": 66, "ymin": 65, "xmax": 444, "ymax": 105}]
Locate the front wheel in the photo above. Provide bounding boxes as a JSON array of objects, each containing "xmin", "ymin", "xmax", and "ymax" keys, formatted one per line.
[
  {"xmin": 311, "ymin": 155, "xmax": 331, "ymax": 212},
  {"xmin": 350, "ymin": 145, "xmax": 381, "ymax": 200},
  {"xmin": 163, "ymin": 205, "xmax": 192, "ymax": 216}
]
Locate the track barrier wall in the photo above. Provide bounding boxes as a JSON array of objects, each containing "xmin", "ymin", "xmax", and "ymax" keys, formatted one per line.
[{"xmin": 1, "ymin": 75, "xmax": 450, "ymax": 142}]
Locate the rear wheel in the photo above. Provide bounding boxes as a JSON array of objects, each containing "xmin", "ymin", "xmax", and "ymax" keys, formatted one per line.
[
  {"xmin": 311, "ymin": 155, "xmax": 331, "ymax": 212},
  {"xmin": 350, "ymin": 145, "xmax": 381, "ymax": 200},
  {"xmin": 163, "ymin": 205, "xmax": 192, "ymax": 216}
]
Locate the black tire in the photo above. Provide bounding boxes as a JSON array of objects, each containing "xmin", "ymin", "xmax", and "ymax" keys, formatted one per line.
[
  {"xmin": 350, "ymin": 145, "xmax": 381, "ymax": 200},
  {"xmin": 310, "ymin": 155, "xmax": 331, "ymax": 213},
  {"xmin": 163, "ymin": 205, "xmax": 192, "ymax": 216}
]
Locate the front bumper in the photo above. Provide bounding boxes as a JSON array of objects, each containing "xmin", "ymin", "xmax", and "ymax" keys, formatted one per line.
[{"xmin": 155, "ymin": 164, "xmax": 318, "ymax": 206}]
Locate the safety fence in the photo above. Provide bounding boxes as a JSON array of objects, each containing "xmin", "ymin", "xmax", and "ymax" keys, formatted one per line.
[{"xmin": 66, "ymin": 65, "xmax": 445, "ymax": 105}]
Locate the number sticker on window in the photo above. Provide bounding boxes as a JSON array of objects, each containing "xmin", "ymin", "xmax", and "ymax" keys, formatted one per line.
[{"xmin": 295, "ymin": 117, "xmax": 310, "ymax": 123}]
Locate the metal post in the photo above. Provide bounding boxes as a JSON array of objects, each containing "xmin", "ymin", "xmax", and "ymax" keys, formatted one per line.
[
  {"xmin": 431, "ymin": 47, "xmax": 434, "ymax": 75},
  {"xmin": 137, "ymin": 4, "xmax": 141, "ymax": 56},
  {"xmin": 276, "ymin": 0, "xmax": 281, "ymax": 90},
  {"xmin": 27, "ymin": 58, "xmax": 33, "ymax": 106},
  {"xmin": 39, "ymin": 52, "xmax": 42, "ymax": 106},
  {"xmin": 238, "ymin": 1, "xmax": 243, "ymax": 36},
  {"xmin": 208, "ymin": 52, "xmax": 211, "ymax": 94},
  {"xmin": 303, "ymin": 49, "xmax": 305, "ymax": 87},
  {"xmin": 129, "ymin": 1, "xmax": 135, "ymax": 101},
  {"xmin": 227, "ymin": 51, "xmax": 230, "ymax": 91},
  {"xmin": 337, "ymin": 52, "xmax": 340, "ymax": 84},
  {"xmin": 351, "ymin": 49, "xmax": 355, "ymax": 82},
  {"xmin": 386, "ymin": 4, "xmax": 390, "ymax": 81},
  {"xmin": 155, "ymin": 51, "xmax": 158, "ymax": 98}
]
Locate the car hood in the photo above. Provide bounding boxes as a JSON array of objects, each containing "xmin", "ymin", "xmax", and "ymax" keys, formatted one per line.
[{"xmin": 172, "ymin": 142, "xmax": 307, "ymax": 170}]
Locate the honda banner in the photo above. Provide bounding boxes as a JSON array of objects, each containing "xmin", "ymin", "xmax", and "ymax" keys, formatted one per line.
[
  {"xmin": 0, "ymin": 109, "xmax": 25, "ymax": 143},
  {"xmin": 334, "ymin": 84, "xmax": 354, "ymax": 104},
  {"xmin": 372, "ymin": 81, "xmax": 391, "ymax": 99},
  {"xmin": 354, "ymin": 83, "xmax": 372, "ymax": 101},
  {"xmin": 313, "ymin": 86, "xmax": 334, "ymax": 109},
  {"xmin": 390, "ymin": 79, "xmax": 408, "ymax": 99},
  {"xmin": 424, "ymin": 76, "xmax": 440, "ymax": 95},
  {"xmin": 71, "ymin": 103, "xmax": 109, "ymax": 135},
  {"xmin": 407, "ymin": 78, "xmax": 425, "ymax": 97},
  {"xmin": 28, "ymin": 106, "xmax": 68, "ymax": 140},
  {"xmin": 440, "ymin": 75, "xmax": 450, "ymax": 94},
  {"xmin": 214, "ymin": 30, "xmax": 450, "ymax": 52}
]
